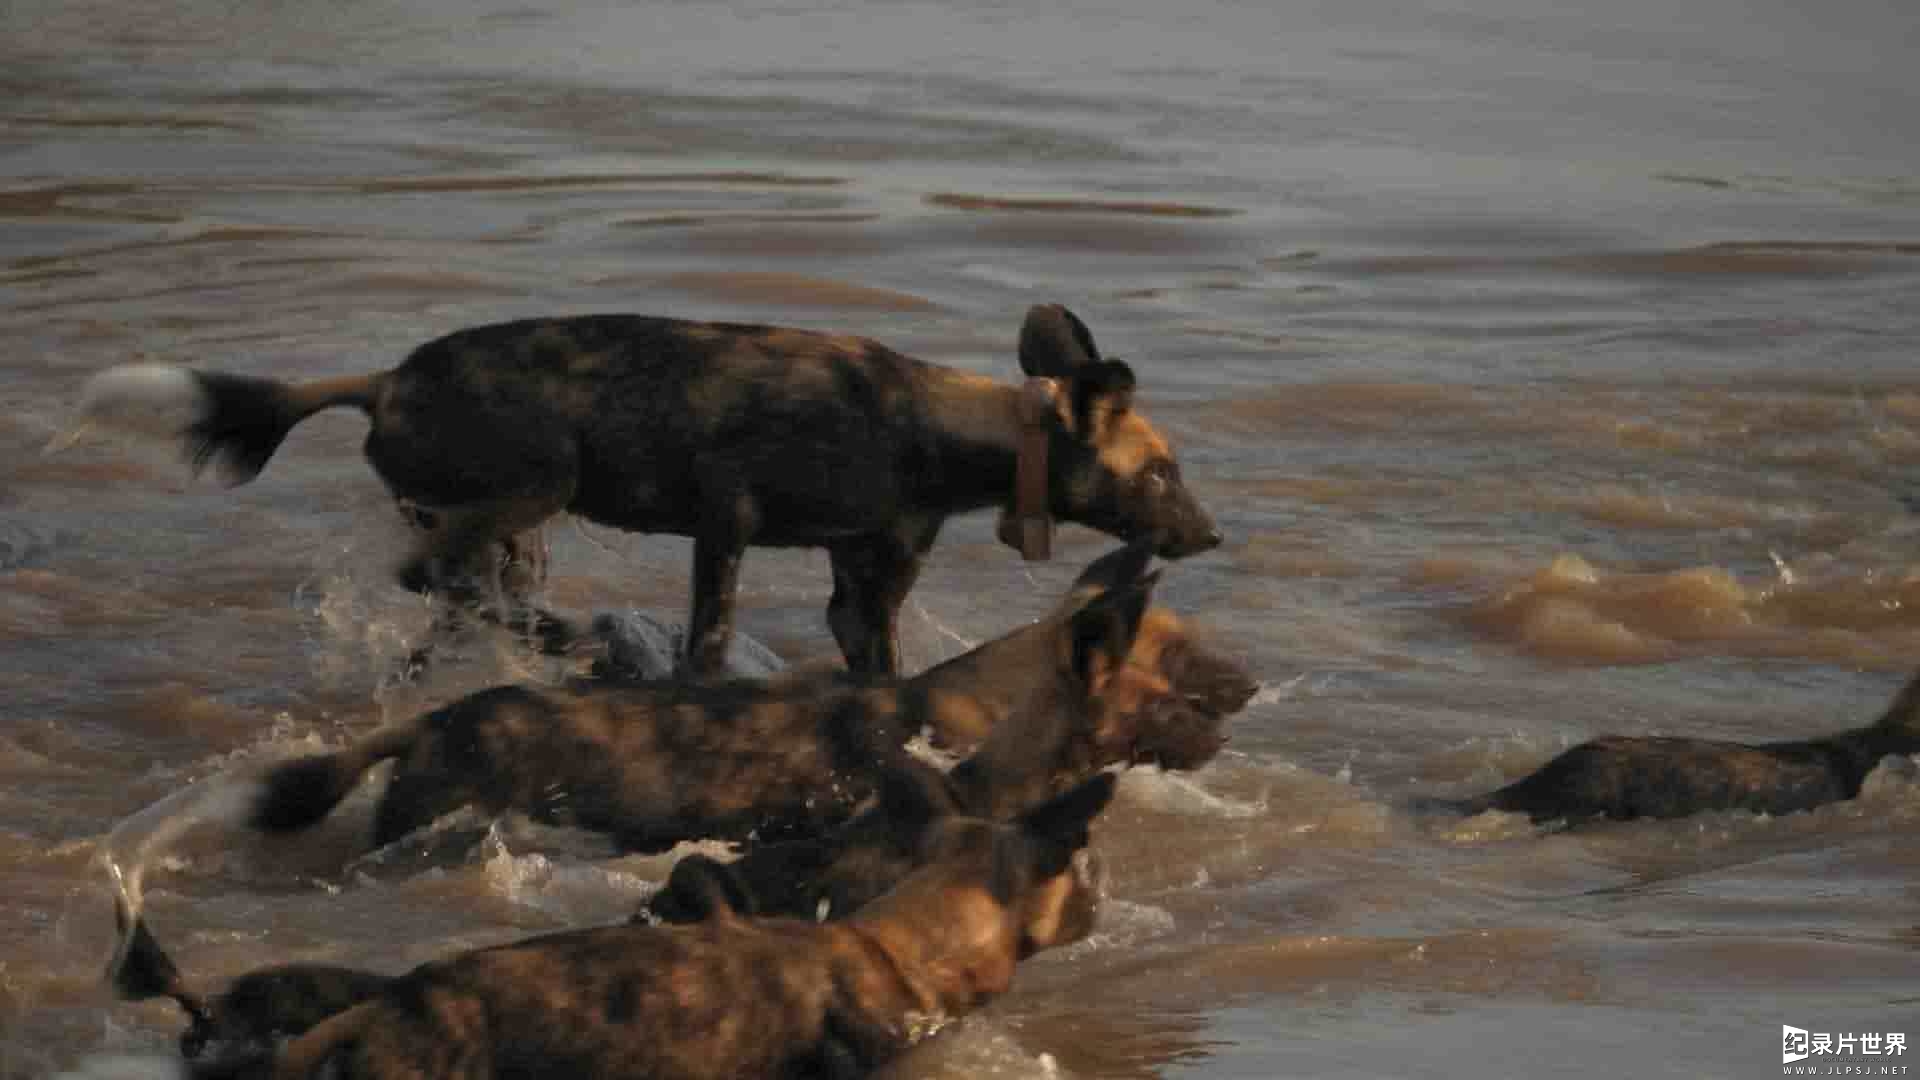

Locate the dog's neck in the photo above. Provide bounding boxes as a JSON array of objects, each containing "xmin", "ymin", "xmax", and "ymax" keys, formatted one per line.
[
  {"xmin": 1869, "ymin": 672, "xmax": 1920, "ymax": 743},
  {"xmin": 904, "ymin": 613, "xmax": 1064, "ymax": 748},
  {"xmin": 913, "ymin": 372, "xmax": 1048, "ymax": 513},
  {"xmin": 948, "ymin": 678, "xmax": 1100, "ymax": 819},
  {"xmin": 843, "ymin": 877, "xmax": 1022, "ymax": 1017},
  {"xmin": 1804, "ymin": 673, "xmax": 1920, "ymax": 787}
]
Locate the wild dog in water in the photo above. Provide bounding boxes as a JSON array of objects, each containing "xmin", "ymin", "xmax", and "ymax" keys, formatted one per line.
[
  {"xmin": 645, "ymin": 574, "xmax": 1255, "ymax": 926},
  {"xmin": 108, "ymin": 760, "xmax": 1113, "ymax": 1068},
  {"xmin": 66, "ymin": 305, "xmax": 1221, "ymax": 676},
  {"xmin": 1431, "ymin": 670, "xmax": 1920, "ymax": 825},
  {"xmin": 173, "ymin": 772, "xmax": 1115, "ymax": 1080},
  {"xmin": 236, "ymin": 544, "xmax": 1182, "ymax": 854},
  {"xmin": 109, "ymin": 894, "xmax": 393, "ymax": 1065}
]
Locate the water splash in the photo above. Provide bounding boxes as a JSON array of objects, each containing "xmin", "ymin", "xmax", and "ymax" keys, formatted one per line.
[{"xmin": 95, "ymin": 759, "xmax": 279, "ymax": 984}]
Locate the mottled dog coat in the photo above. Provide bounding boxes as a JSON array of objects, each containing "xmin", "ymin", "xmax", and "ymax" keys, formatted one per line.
[
  {"xmin": 238, "ymin": 544, "xmax": 1223, "ymax": 854},
  {"xmin": 69, "ymin": 305, "xmax": 1220, "ymax": 675},
  {"xmin": 644, "ymin": 591, "xmax": 1256, "ymax": 927},
  {"xmin": 1437, "ymin": 670, "xmax": 1920, "ymax": 824},
  {"xmin": 162, "ymin": 772, "xmax": 1117, "ymax": 1080}
]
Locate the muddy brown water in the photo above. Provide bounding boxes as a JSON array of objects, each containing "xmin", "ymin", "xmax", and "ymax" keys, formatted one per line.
[{"xmin": 4, "ymin": 0, "xmax": 1920, "ymax": 1076}]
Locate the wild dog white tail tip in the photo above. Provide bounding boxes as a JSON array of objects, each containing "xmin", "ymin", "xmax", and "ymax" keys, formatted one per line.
[{"xmin": 63, "ymin": 364, "xmax": 209, "ymax": 444}]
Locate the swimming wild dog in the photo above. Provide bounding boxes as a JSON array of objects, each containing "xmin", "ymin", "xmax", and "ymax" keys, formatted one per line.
[
  {"xmin": 117, "ymin": 768, "xmax": 1116, "ymax": 1079},
  {"xmin": 231, "ymin": 543, "xmax": 1197, "ymax": 854},
  {"xmin": 1431, "ymin": 669, "xmax": 1920, "ymax": 824},
  {"xmin": 66, "ymin": 304, "xmax": 1220, "ymax": 676}
]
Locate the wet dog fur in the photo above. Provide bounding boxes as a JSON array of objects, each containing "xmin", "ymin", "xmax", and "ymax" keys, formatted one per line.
[
  {"xmin": 157, "ymin": 771, "xmax": 1116, "ymax": 1080},
  {"xmin": 237, "ymin": 543, "xmax": 1237, "ymax": 854},
  {"xmin": 641, "ymin": 594, "xmax": 1253, "ymax": 926},
  {"xmin": 68, "ymin": 305, "xmax": 1221, "ymax": 677},
  {"xmin": 110, "ymin": 895, "xmax": 393, "ymax": 1064},
  {"xmin": 1432, "ymin": 669, "xmax": 1920, "ymax": 824}
]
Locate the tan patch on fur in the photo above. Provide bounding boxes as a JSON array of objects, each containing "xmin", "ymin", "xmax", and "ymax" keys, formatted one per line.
[
  {"xmin": 1126, "ymin": 609, "xmax": 1183, "ymax": 670},
  {"xmin": 1019, "ymin": 870, "xmax": 1081, "ymax": 951},
  {"xmin": 1095, "ymin": 410, "xmax": 1173, "ymax": 476},
  {"xmin": 926, "ymin": 691, "xmax": 997, "ymax": 748},
  {"xmin": 749, "ymin": 327, "xmax": 874, "ymax": 358},
  {"xmin": 923, "ymin": 369, "xmax": 1023, "ymax": 451}
]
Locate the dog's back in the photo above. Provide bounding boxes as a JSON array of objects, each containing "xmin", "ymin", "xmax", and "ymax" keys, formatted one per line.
[
  {"xmin": 370, "ymin": 314, "xmax": 975, "ymax": 544},
  {"xmin": 255, "ymin": 774, "xmax": 1116, "ymax": 1080},
  {"xmin": 1435, "ymin": 669, "xmax": 1920, "ymax": 824}
]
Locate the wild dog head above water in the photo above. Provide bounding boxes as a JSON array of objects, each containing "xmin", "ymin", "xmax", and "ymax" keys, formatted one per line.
[
  {"xmin": 1009, "ymin": 304, "xmax": 1221, "ymax": 560},
  {"xmin": 641, "ymin": 551, "xmax": 1248, "ymax": 929},
  {"xmin": 231, "ymin": 542, "xmax": 1201, "ymax": 859},
  {"xmin": 913, "ymin": 539, "xmax": 1253, "ymax": 767}
]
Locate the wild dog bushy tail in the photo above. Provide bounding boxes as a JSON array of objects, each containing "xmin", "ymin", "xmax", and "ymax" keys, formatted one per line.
[
  {"xmin": 248, "ymin": 711, "xmax": 428, "ymax": 833},
  {"xmin": 109, "ymin": 892, "xmax": 212, "ymax": 1027},
  {"xmin": 1874, "ymin": 668, "xmax": 1920, "ymax": 734},
  {"xmin": 66, "ymin": 365, "xmax": 383, "ymax": 484}
]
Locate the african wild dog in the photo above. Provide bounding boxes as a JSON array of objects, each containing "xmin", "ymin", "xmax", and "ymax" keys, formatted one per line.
[
  {"xmin": 640, "ymin": 573, "xmax": 1255, "ymax": 926},
  {"xmin": 66, "ymin": 305, "xmax": 1220, "ymax": 676},
  {"xmin": 229, "ymin": 543, "xmax": 1179, "ymax": 854},
  {"xmin": 174, "ymin": 771, "xmax": 1116, "ymax": 1080},
  {"xmin": 1430, "ymin": 669, "xmax": 1920, "ymax": 825},
  {"xmin": 109, "ymin": 894, "xmax": 395, "ymax": 1065},
  {"xmin": 108, "ymin": 760, "xmax": 1113, "ymax": 1068}
]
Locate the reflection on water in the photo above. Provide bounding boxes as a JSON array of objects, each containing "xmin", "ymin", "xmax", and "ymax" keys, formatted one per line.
[{"xmin": 7, "ymin": 0, "xmax": 1920, "ymax": 1075}]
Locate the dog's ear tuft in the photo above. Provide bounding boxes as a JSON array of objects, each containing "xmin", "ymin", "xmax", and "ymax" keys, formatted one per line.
[
  {"xmin": 1874, "ymin": 667, "xmax": 1920, "ymax": 734},
  {"xmin": 1017, "ymin": 772, "xmax": 1118, "ymax": 854},
  {"xmin": 1019, "ymin": 304, "xmax": 1103, "ymax": 377},
  {"xmin": 654, "ymin": 854, "xmax": 753, "ymax": 924},
  {"xmin": 875, "ymin": 759, "xmax": 965, "ymax": 830},
  {"xmin": 1066, "ymin": 360, "xmax": 1136, "ymax": 438},
  {"xmin": 1068, "ymin": 577, "xmax": 1157, "ymax": 691},
  {"xmin": 1064, "ymin": 540, "xmax": 1156, "ymax": 608}
]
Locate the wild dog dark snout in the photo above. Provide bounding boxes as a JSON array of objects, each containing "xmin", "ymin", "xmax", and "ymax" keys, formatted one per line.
[
  {"xmin": 1141, "ymin": 461, "xmax": 1222, "ymax": 559},
  {"xmin": 1054, "ymin": 365, "xmax": 1220, "ymax": 559}
]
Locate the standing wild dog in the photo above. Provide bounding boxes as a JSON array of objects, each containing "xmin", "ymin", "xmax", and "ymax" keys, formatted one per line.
[
  {"xmin": 234, "ymin": 544, "xmax": 1184, "ymax": 854},
  {"xmin": 112, "ymin": 767, "xmax": 1112, "ymax": 1078},
  {"xmin": 1430, "ymin": 669, "xmax": 1920, "ymax": 825},
  {"xmin": 65, "ymin": 304, "xmax": 1221, "ymax": 676}
]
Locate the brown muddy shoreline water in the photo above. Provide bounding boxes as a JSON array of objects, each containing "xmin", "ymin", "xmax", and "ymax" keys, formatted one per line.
[{"xmin": 5, "ymin": 0, "xmax": 1920, "ymax": 1076}]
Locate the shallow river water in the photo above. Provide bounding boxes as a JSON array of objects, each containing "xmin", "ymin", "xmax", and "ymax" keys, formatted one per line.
[{"xmin": 3, "ymin": 0, "xmax": 1919, "ymax": 1076}]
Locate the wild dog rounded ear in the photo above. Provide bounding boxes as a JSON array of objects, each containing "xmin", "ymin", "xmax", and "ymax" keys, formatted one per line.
[
  {"xmin": 1064, "ymin": 539, "xmax": 1157, "ymax": 607},
  {"xmin": 1064, "ymin": 360, "xmax": 1136, "ymax": 441},
  {"xmin": 1067, "ymin": 576, "xmax": 1158, "ymax": 689},
  {"xmin": 1017, "ymin": 772, "xmax": 1118, "ymax": 854},
  {"xmin": 876, "ymin": 758, "xmax": 967, "ymax": 826},
  {"xmin": 1019, "ymin": 304, "xmax": 1104, "ymax": 377},
  {"xmin": 654, "ymin": 854, "xmax": 754, "ymax": 923}
]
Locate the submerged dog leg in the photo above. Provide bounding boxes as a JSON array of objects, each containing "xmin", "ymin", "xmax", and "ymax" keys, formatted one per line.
[{"xmin": 397, "ymin": 492, "xmax": 577, "ymax": 674}]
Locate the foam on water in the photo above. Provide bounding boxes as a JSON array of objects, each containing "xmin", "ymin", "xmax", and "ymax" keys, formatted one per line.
[
  {"xmin": 48, "ymin": 1054, "xmax": 185, "ymax": 1080},
  {"xmin": 1115, "ymin": 766, "xmax": 1264, "ymax": 820},
  {"xmin": 478, "ymin": 821, "xmax": 660, "ymax": 923}
]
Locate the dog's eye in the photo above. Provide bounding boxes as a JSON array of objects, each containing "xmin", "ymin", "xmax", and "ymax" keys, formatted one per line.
[{"xmin": 1144, "ymin": 472, "xmax": 1168, "ymax": 496}]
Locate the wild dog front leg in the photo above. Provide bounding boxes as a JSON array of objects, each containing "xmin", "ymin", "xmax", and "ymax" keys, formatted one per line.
[
  {"xmin": 826, "ymin": 518, "xmax": 941, "ymax": 677},
  {"xmin": 682, "ymin": 492, "xmax": 758, "ymax": 678}
]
